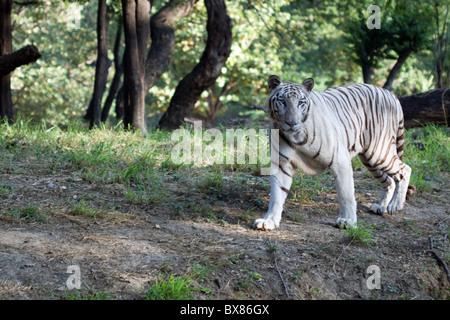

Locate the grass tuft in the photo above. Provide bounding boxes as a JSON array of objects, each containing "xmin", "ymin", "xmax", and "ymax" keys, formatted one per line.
[
  {"xmin": 144, "ymin": 274, "xmax": 198, "ymax": 300},
  {"xmin": 345, "ymin": 221, "xmax": 376, "ymax": 246}
]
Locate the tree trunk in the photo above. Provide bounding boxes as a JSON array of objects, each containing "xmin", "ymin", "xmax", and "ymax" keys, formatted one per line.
[
  {"xmin": 362, "ymin": 64, "xmax": 373, "ymax": 84},
  {"xmin": 433, "ymin": 2, "xmax": 444, "ymax": 89},
  {"xmin": 88, "ymin": 0, "xmax": 109, "ymax": 129},
  {"xmin": 115, "ymin": 0, "xmax": 195, "ymax": 121},
  {"xmin": 144, "ymin": 0, "xmax": 196, "ymax": 93},
  {"xmin": 115, "ymin": 85, "xmax": 125, "ymax": 120},
  {"xmin": 0, "ymin": 0, "xmax": 13, "ymax": 123},
  {"xmin": 158, "ymin": 0, "xmax": 232, "ymax": 130},
  {"xmin": 121, "ymin": 0, "xmax": 150, "ymax": 135},
  {"xmin": 383, "ymin": 49, "xmax": 412, "ymax": 91},
  {"xmin": 101, "ymin": 19, "xmax": 123, "ymax": 123},
  {"xmin": 399, "ymin": 89, "xmax": 450, "ymax": 128},
  {"xmin": 0, "ymin": 45, "xmax": 41, "ymax": 76}
]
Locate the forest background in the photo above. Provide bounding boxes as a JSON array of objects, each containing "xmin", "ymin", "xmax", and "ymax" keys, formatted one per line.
[{"xmin": 3, "ymin": 0, "xmax": 449, "ymax": 130}]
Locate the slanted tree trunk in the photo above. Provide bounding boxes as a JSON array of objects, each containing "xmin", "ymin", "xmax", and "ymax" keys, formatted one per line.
[
  {"xmin": 88, "ymin": 0, "xmax": 109, "ymax": 129},
  {"xmin": 144, "ymin": 0, "xmax": 197, "ymax": 93},
  {"xmin": 121, "ymin": 0, "xmax": 150, "ymax": 135},
  {"xmin": 0, "ymin": 0, "xmax": 14, "ymax": 123},
  {"xmin": 383, "ymin": 49, "xmax": 412, "ymax": 91},
  {"xmin": 399, "ymin": 89, "xmax": 450, "ymax": 128},
  {"xmin": 158, "ymin": 0, "xmax": 232, "ymax": 130}
]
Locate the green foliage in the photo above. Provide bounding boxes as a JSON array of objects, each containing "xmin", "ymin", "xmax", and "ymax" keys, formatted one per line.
[
  {"xmin": 342, "ymin": 0, "xmax": 434, "ymax": 87},
  {"xmin": 404, "ymin": 125, "xmax": 450, "ymax": 192},
  {"xmin": 145, "ymin": 274, "xmax": 198, "ymax": 300},
  {"xmin": 12, "ymin": 2, "xmax": 99, "ymax": 126},
  {"xmin": 6, "ymin": 0, "xmax": 448, "ymax": 126}
]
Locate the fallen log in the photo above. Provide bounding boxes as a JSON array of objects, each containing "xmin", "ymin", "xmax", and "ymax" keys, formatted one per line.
[{"xmin": 398, "ymin": 89, "xmax": 449, "ymax": 128}]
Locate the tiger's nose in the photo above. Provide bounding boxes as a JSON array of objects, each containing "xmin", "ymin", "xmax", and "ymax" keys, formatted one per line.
[{"xmin": 285, "ymin": 120, "xmax": 298, "ymax": 127}]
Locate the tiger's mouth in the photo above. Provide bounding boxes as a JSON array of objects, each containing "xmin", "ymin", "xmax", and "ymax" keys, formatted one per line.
[{"xmin": 281, "ymin": 123, "xmax": 301, "ymax": 132}]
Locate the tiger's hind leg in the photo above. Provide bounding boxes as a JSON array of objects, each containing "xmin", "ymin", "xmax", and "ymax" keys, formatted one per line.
[
  {"xmin": 386, "ymin": 162, "xmax": 411, "ymax": 214},
  {"xmin": 358, "ymin": 154, "xmax": 395, "ymax": 215},
  {"xmin": 386, "ymin": 121, "xmax": 412, "ymax": 214}
]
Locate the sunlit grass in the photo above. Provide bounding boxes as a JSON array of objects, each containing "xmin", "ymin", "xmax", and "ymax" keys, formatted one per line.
[
  {"xmin": 144, "ymin": 274, "xmax": 198, "ymax": 300},
  {"xmin": 0, "ymin": 120, "xmax": 448, "ymax": 211},
  {"xmin": 404, "ymin": 125, "xmax": 449, "ymax": 192}
]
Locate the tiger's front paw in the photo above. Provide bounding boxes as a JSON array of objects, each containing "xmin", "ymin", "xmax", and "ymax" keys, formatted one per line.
[
  {"xmin": 335, "ymin": 217, "xmax": 356, "ymax": 229},
  {"xmin": 370, "ymin": 203, "xmax": 387, "ymax": 215},
  {"xmin": 253, "ymin": 218, "xmax": 278, "ymax": 231}
]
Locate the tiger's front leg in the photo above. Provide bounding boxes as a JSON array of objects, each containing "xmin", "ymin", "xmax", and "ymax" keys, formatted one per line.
[
  {"xmin": 254, "ymin": 157, "xmax": 293, "ymax": 231},
  {"xmin": 331, "ymin": 158, "xmax": 357, "ymax": 229}
]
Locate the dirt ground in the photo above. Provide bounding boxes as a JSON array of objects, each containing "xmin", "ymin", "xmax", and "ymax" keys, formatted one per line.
[{"xmin": 0, "ymin": 166, "xmax": 449, "ymax": 300}]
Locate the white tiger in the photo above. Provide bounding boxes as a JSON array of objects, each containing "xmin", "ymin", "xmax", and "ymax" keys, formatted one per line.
[{"xmin": 254, "ymin": 75, "xmax": 413, "ymax": 230}]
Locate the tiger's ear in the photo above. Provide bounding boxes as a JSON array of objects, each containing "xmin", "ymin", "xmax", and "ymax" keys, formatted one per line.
[
  {"xmin": 268, "ymin": 75, "xmax": 281, "ymax": 91},
  {"xmin": 302, "ymin": 78, "xmax": 314, "ymax": 92}
]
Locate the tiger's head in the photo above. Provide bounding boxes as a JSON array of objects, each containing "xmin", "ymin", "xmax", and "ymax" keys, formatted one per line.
[{"xmin": 265, "ymin": 75, "xmax": 314, "ymax": 132}]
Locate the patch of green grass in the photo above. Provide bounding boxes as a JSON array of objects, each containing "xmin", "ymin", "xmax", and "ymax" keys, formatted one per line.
[
  {"xmin": 123, "ymin": 186, "xmax": 167, "ymax": 205},
  {"xmin": 64, "ymin": 290, "xmax": 112, "ymax": 300},
  {"xmin": 0, "ymin": 184, "xmax": 12, "ymax": 198},
  {"xmin": 69, "ymin": 200, "xmax": 104, "ymax": 218},
  {"xmin": 238, "ymin": 206, "xmax": 256, "ymax": 223},
  {"xmin": 205, "ymin": 171, "xmax": 223, "ymax": 188},
  {"xmin": 290, "ymin": 173, "xmax": 326, "ymax": 203},
  {"xmin": 400, "ymin": 218, "xmax": 417, "ymax": 227},
  {"xmin": 0, "ymin": 120, "xmax": 165, "ymax": 186},
  {"xmin": 345, "ymin": 221, "xmax": 376, "ymax": 247},
  {"xmin": 196, "ymin": 170, "xmax": 230, "ymax": 200},
  {"xmin": 287, "ymin": 212, "xmax": 306, "ymax": 224},
  {"xmin": 237, "ymin": 271, "xmax": 264, "ymax": 290},
  {"xmin": 308, "ymin": 287, "xmax": 320, "ymax": 299},
  {"xmin": 404, "ymin": 125, "xmax": 449, "ymax": 192},
  {"xmin": 8, "ymin": 205, "xmax": 48, "ymax": 222},
  {"xmin": 266, "ymin": 240, "xmax": 278, "ymax": 252},
  {"xmin": 144, "ymin": 274, "xmax": 199, "ymax": 300},
  {"xmin": 145, "ymin": 260, "xmax": 219, "ymax": 300},
  {"xmin": 291, "ymin": 270, "xmax": 305, "ymax": 281}
]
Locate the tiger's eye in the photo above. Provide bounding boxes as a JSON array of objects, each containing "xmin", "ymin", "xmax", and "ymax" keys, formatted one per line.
[{"xmin": 298, "ymin": 100, "xmax": 306, "ymax": 107}]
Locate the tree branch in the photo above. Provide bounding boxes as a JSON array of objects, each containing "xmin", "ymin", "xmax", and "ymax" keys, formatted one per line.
[
  {"xmin": 428, "ymin": 236, "xmax": 450, "ymax": 282},
  {"xmin": 0, "ymin": 45, "xmax": 41, "ymax": 76}
]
